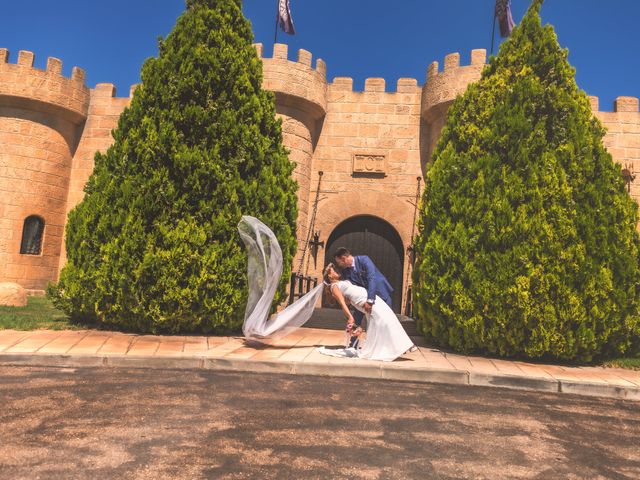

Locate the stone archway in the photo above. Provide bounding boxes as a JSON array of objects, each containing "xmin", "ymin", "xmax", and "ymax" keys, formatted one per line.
[{"xmin": 324, "ymin": 215, "xmax": 404, "ymax": 313}]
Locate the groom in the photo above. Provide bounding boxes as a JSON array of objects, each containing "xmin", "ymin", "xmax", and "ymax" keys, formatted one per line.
[{"xmin": 333, "ymin": 247, "xmax": 393, "ymax": 347}]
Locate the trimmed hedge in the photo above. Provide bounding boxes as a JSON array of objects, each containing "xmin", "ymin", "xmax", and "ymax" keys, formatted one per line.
[
  {"xmin": 413, "ymin": 0, "xmax": 640, "ymax": 362},
  {"xmin": 48, "ymin": 0, "xmax": 298, "ymax": 333}
]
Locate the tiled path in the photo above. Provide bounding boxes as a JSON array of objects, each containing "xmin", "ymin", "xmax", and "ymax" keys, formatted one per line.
[{"xmin": 1, "ymin": 327, "xmax": 639, "ymax": 401}]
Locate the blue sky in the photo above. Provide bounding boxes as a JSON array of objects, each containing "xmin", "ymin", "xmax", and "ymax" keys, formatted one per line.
[{"xmin": 2, "ymin": 1, "xmax": 638, "ymax": 110}]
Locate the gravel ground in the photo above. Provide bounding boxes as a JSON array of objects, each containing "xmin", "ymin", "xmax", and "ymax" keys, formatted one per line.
[{"xmin": 0, "ymin": 366, "xmax": 638, "ymax": 479}]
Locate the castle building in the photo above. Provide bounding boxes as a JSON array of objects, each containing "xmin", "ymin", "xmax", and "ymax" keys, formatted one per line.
[{"xmin": 1, "ymin": 44, "xmax": 639, "ymax": 311}]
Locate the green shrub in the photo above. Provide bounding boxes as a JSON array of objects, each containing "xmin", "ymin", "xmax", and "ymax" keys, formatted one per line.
[
  {"xmin": 48, "ymin": 0, "xmax": 298, "ymax": 333},
  {"xmin": 413, "ymin": 0, "xmax": 640, "ymax": 362}
]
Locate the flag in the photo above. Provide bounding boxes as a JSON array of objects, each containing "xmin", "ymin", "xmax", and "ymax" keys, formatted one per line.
[
  {"xmin": 495, "ymin": 0, "xmax": 515, "ymax": 37},
  {"xmin": 277, "ymin": 0, "xmax": 296, "ymax": 35}
]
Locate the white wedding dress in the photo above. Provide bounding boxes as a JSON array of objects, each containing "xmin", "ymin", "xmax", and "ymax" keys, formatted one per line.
[{"xmin": 330, "ymin": 280, "xmax": 414, "ymax": 362}]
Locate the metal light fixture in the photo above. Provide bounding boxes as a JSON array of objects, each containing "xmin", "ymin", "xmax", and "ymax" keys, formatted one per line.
[
  {"xmin": 309, "ymin": 231, "xmax": 324, "ymax": 269},
  {"xmin": 621, "ymin": 163, "xmax": 636, "ymax": 193}
]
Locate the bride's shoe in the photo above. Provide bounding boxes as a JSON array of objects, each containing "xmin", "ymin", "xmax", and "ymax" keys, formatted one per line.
[{"xmin": 407, "ymin": 345, "xmax": 418, "ymax": 353}]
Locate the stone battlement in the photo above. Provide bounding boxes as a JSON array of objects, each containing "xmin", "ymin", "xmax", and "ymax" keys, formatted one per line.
[
  {"xmin": 254, "ymin": 43, "xmax": 327, "ymax": 76},
  {"xmin": 329, "ymin": 77, "xmax": 420, "ymax": 95},
  {"xmin": 0, "ymin": 49, "xmax": 90, "ymax": 124},
  {"xmin": 88, "ymin": 82, "xmax": 139, "ymax": 100},
  {"xmin": 589, "ymin": 95, "xmax": 640, "ymax": 114},
  {"xmin": 255, "ymin": 43, "xmax": 327, "ymax": 120},
  {"xmin": 425, "ymin": 50, "xmax": 488, "ymax": 79},
  {"xmin": 421, "ymin": 49, "xmax": 487, "ymax": 122}
]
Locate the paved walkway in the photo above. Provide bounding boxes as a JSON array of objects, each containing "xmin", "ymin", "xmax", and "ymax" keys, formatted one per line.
[{"xmin": 0, "ymin": 327, "xmax": 638, "ymax": 401}]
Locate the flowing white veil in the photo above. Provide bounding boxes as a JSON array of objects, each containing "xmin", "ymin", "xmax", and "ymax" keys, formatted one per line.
[{"xmin": 238, "ymin": 216, "xmax": 324, "ymax": 340}]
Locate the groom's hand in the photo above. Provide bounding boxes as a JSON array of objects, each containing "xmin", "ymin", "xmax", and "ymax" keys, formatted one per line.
[{"xmin": 364, "ymin": 302, "xmax": 372, "ymax": 314}]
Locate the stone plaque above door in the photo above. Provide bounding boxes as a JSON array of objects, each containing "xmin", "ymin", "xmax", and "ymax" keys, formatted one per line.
[{"xmin": 352, "ymin": 153, "xmax": 387, "ymax": 177}]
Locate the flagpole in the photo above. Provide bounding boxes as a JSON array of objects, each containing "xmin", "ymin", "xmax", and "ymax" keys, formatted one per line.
[
  {"xmin": 490, "ymin": 7, "xmax": 497, "ymax": 56},
  {"xmin": 274, "ymin": 0, "xmax": 279, "ymax": 45}
]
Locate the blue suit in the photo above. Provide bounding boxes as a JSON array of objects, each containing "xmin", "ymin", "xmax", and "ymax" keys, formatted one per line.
[{"xmin": 341, "ymin": 256, "xmax": 393, "ymax": 346}]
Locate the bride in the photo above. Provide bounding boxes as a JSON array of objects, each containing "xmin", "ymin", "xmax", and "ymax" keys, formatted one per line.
[
  {"xmin": 238, "ymin": 216, "xmax": 417, "ymax": 361},
  {"xmin": 322, "ymin": 263, "xmax": 416, "ymax": 361}
]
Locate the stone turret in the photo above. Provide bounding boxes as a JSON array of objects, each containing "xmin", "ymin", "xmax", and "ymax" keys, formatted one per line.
[
  {"xmin": 420, "ymin": 49, "xmax": 486, "ymax": 174},
  {"xmin": 0, "ymin": 49, "xmax": 90, "ymax": 290},
  {"xmin": 255, "ymin": 43, "xmax": 328, "ymax": 253}
]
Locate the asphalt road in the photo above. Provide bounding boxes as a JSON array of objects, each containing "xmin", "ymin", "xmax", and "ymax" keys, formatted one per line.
[{"xmin": 0, "ymin": 366, "xmax": 638, "ymax": 480}]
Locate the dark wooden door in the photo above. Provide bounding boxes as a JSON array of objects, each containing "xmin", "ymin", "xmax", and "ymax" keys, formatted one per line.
[{"xmin": 324, "ymin": 215, "xmax": 404, "ymax": 312}]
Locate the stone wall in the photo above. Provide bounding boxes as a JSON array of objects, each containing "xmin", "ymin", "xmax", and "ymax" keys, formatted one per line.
[
  {"xmin": 421, "ymin": 50, "xmax": 488, "ymax": 173},
  {"xmin": 258, "ymin": 43, "xmax": 327, "ymax": 268},
  {"xmin": 421, "ymin": 50, "xmax": 640, "ymax": 192},
  {"xmin": 307, "ymin": 75, "xmax": 423, "ymax": 303},
  {"xmin": 0, "ymin": 50, "xmax": 89, "ymax": 291},
  {"xmin": 58, "ymin": 83, "xmax": 133, "ymax": 270},
  {"xmin": 590, "ymin": 96, "xmax": 640, "ymax": 202},
  {"xmin": 1, "ymin": 44, "xmax": 639, "ymax": 302}
]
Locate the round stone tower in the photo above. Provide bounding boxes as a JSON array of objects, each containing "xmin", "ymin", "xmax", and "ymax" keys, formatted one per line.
[
  {"xmin": 420, "ymin": 50, "xmax": 486, "ymax": 175},
  {"xmin": 0, "ymin": 49, "xmax": 89, "ymax": 291},
  {"xmin": 256, "ymin": 43, "xmax": 327, "ymax": 263}
]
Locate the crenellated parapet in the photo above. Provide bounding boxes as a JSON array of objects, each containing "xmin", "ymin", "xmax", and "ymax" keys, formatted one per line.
[
  {"xmin": 328, "ymin": 76, "xmax": 420, "ymax": 94},
  {"xmin": 421, "ymin": 49, "xmax": 487, "ymax": 122},
  {"xmin": 0, "ymin": 49, "xmax": 90, "ymax": 125},
  {"xmin": 256, "ymin": 43, "xmax": 327, "ymax": 121},
  {"xmin": 588, "ymin": 95, "xmax": 640, "ymax": 115}
]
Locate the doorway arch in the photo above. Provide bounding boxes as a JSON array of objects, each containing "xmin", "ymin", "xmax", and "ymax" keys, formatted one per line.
[{"xmin": 324, "ymin": 215, "xmax": 404, "ymax": 312}]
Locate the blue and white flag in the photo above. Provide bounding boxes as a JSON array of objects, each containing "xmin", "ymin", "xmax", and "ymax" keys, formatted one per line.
[
  {"xmin": 495, "ymin": 0, "xmax": 515, "ymax": 37},
  {"xmin": 277, "ymin": 0, "xmax": 296, "ymax": 35}
]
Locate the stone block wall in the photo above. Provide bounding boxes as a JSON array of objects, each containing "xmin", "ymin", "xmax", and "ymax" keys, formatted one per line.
[
  {"xmin": 58, "ymin": 84, "xmax": 133, "ymax": 269},
  {"xmin": 0, "ymin": 50, "xmax": 89, "ymax": 291},
  {"xmin": 420, "ymin": 50, "xmax": 640, "ymax": 192},
  {"xmin": 421, "ymin": 49, "xmax": 487, "ymax": 172},
  {"xmin": 307, "ymin": 75, "xmax": 423, "ymax": 296},
  {"xmin": 258, "ymin": 44, "xmax": 327, "ymax": 269},
  {"xmin": 590, "ymin": 96, "xmax": 640, "ymax": 201},
  {"xmin": 1, "ymin": 43, "xmax": 639, "ymax": 303}
]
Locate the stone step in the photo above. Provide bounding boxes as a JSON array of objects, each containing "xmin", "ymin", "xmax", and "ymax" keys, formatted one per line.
[{"xmin": 303, "ymin": 308, "xmax": 419, "ymax": 337}]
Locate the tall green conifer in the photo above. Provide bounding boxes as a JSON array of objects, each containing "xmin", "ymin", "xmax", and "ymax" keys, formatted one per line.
[
  {"xmin": 49, "ymin": 0, "xmax": 298, "ymax": 333},
  {"xmin": 413, "ymin": 0, "xmax": 640, "ymax": 361}
]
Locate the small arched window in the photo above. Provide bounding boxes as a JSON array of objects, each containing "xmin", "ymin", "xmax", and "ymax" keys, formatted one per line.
[{"xmin": 20, "ymin": 216, "xmax": 45, "ymax": 255}]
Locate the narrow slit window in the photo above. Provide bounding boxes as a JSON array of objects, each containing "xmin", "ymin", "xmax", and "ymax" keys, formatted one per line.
[{"xmin": 20, "ymin": 216, "xmax": 45, "ymax": 255}]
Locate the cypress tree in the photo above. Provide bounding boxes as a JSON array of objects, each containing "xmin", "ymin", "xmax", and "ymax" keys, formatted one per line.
[
  {"xmin": 48, "ymin": 0, "xmax": 298, "ymax": 333},
  {"xmin": 413, "ymin": 0, "xmax": 640, "ymax": 361}
]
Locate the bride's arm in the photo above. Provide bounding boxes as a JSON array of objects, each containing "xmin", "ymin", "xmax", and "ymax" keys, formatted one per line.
[{"xmin": 331, "ymin": 284, "xmax": 355, "ymax": 324}]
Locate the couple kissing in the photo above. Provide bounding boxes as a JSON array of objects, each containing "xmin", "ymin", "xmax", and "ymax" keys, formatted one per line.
[
  {"xmin": 321, "ymin": 248, "xmax": 417, "ymax": 361},
  {"xmin": 238, "ymin": 216, "xmax": 417, "ymax": 362}
]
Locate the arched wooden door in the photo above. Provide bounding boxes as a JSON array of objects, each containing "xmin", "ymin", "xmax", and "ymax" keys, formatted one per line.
[{"xmin": 324, "ymin": 215, "xmax": 404, "ymax": 313}]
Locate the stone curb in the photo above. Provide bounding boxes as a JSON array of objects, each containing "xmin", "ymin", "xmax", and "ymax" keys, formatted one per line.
[
  {"xmin": 469, "ymin": 372, "xmax": 560, "ymax": 393},
  {"xmin": 559, "ymin": 381, "xmax": 640, "ymax": 401},
  {"xmin": 0, "ymin": 352, "xmax": 638, "ymax": 402}
]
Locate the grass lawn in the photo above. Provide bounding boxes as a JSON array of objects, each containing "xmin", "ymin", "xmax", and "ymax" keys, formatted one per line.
[
  {"xmin": 602, "ymin": 357, "xmax": 640, "ymax": 370},
  {"xmin": 0, "ymin": 296, "xmax": 89, "ymax": 331}
]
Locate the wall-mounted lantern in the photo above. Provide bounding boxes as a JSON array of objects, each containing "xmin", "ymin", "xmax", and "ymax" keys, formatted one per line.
[
  {"xmin": 309, "ymin": 231, "xmax": 324, "ymax": 269},
  {"xmin": 621, "ymin": 163, "xmax": 636, "ymax": 193}
]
